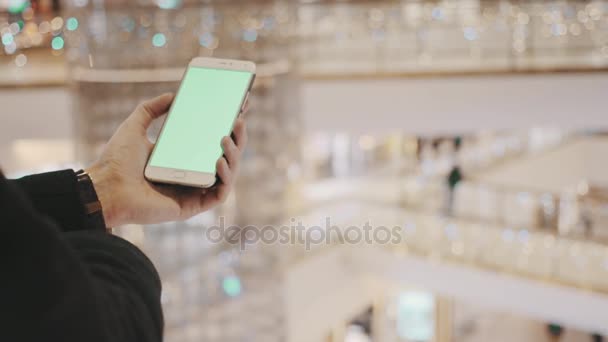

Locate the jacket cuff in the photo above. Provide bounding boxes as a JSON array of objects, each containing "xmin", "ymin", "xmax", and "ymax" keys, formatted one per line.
[{"xmin": 13, "ymin": 170, "xmax": 103, "ymax": 232}]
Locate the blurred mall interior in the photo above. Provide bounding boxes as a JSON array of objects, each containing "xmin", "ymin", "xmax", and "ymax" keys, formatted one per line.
[{"xmin": 2, "ymin": 0, "xmax": 608, "ymax": 341}]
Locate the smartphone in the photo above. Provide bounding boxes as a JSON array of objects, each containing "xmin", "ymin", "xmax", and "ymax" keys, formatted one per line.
[{"xmin": 144, "ymin": 57, "xmax": 256, "ymax": 188}]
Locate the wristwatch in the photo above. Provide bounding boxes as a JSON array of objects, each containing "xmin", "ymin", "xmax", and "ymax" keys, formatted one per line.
[{"xmin": 75, "ymin": 169, "xmax": 107, "ymax": 231}]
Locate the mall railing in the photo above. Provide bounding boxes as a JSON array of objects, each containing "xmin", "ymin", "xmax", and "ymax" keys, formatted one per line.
[
  {"xmin": 295, "ymin": 0, "xmax": 608, "ymax": 77},
  {"xmin": 399, "ymin": 175, "xmax": 608, "ymax": 244}
]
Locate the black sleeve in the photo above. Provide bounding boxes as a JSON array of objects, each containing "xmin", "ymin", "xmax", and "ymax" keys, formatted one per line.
[
  {"xmin": 9, "ymin": 169, "xmax": 95, "ymax": 232},
  {"xmin": 0, "ymin": 173, "xmax": 163, "ymax": 342}
]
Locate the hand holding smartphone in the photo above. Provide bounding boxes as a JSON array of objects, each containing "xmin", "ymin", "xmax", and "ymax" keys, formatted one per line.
[{"xmin": 145, "ymin": 57, "xmax": 256, "ymax": 188}]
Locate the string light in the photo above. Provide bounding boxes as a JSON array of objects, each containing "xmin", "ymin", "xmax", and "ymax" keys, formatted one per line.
[{"xmin": 0, "ymin": 1, "xmax": 605, "ymax": 75}]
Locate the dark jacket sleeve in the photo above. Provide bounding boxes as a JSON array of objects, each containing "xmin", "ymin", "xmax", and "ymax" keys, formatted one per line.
[
  {"xmin": 0, "ymin": 172, "xmax": 163, "ymax": 342},
  {"xmin": 9, "ymin": 170, "xmax": 94, "ymax": 232}
]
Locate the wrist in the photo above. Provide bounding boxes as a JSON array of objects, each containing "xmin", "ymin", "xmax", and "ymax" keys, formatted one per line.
[{"xmin": 85, "ymin": 164, "xmax": 122, "ymax": 228}]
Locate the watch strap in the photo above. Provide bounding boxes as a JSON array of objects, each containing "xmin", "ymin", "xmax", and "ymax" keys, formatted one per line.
[{"xmin": 75, "ymin": 169, "xmax": 107, "ymax": 231}]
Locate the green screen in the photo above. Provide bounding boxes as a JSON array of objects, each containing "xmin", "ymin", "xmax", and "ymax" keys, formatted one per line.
[{"xmin": 150, "ymin": 67, "xmax": 252, "ymax": 173}]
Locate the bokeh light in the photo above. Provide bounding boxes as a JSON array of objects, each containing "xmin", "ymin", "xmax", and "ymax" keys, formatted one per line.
[
  {"xmin": 73, "ymin": 0, "xmax": 88, "ymax": 7},
  {"xmin": 155, "ymin": 0, "xmax": 181, "ymax": 9},
  {"xmin": 463, "ymin": 27, "xmax": 479, "ymax": 41},
  {"xmin": 4, "ymin": 42, "xmax": 17, "ymax": 54},
  {"xmin": 15, "ymin": 53, "xmax": 27, "ymax": 67},
  {"xmin": 51, "ymin": 17, "xmax": 64, "ymax": 31},
  {"xmin": 222, "ymin": 276, "xmax": 242, "ymax": 297},
  {"xmin": 66, "ymin": 17, "xmax": 79, "ymax": 31},
  {"xmin": 243, "ymin": 29, "xmax": 258, "ymax": 42},
  {"xmin": 152, "ymin": 33, "xmax": 167, "ymax": 47},
  {"xmin": 121, "ymin": 17, "xmax": 136, "ymax": 32},
  {"xmin": 51, "ymin": 36, "xmax": 65, "ymax": 50},
  {"xmin": 199, "ymin": 32, "xmax": 214, "ymax": 47},
  {"xmin": 7, "ymin": 0, "xmax": 29, "ymax": 14},
  {"xmin": 1, "ymin": 33, "xmax": 14, "ymax": 46},
  {"xmin": 38, "ymin": 21, "xmax": 51, "ymax": 34},
  {"xmin": 9, "ymin": 22, "xmax": 21, "ymax": 35}
]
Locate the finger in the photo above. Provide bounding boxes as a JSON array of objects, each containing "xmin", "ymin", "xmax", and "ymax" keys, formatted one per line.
[
  {"xmin": 232, "ymin": 118, "xmax": 248, "ymax": 149},
  {"xmin": 216, "ymin": 157, "xmax": 232, "ymax": 185},
  {"xmin": 222, "ymin": 136, "xmax": 240, "ymax": 168},
  {"xmin": 130, "ymin": 93, "xmax": 174, "ymax": 129},
  {"xmin": 215, "ymin": 158, "xmax": 232, "ymax": 202},
  {"xmin": 240, "ymin": 97, "xmax": 250, "ymax": 115}
]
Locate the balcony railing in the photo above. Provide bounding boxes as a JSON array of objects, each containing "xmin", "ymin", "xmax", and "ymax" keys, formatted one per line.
[{"xmin": 0, "ymin": 0, "xmax": 606, "ymax": 84}]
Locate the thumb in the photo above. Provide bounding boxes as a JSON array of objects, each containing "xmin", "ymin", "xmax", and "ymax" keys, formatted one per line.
[{"xmin": 130, "ymin": 93, "xmax": 174, "ymax": 129}]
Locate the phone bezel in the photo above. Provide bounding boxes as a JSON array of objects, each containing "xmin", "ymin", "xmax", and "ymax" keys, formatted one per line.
[{"xmin": 144, "ymin": 57, "xmax": 256, "ymax": 188}]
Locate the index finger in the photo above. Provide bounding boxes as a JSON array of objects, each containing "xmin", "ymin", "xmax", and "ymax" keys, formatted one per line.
[{"xmin": 240, "ymin": 95, "xmax": 250, "ymax": 116}]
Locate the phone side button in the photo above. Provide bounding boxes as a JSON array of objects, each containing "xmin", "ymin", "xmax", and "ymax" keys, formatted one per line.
[{"xmin": 172, "ymin": 171, "xmax": 186, "ymax": 179}]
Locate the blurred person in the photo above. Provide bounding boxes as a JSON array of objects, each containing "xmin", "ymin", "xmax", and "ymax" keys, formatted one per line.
[
  {"xmin": 416, "ymin": 137, "xmax": 424, "ymax": 162},
  {"xmin": 0, "ymin": 94, "xmax": 248, "ymax": 342},
  {"xmin": 547, "ymin": 323, "xmax": 564, "ymax": 341},
  {"xmin": 546, "ymin": 323, "xmax": 603, "ymax": 342},
  {"xmin": 454, "ymin": 135, "xmax": 462, "ymax": 151},
  {"xmin": 444, "ymin": 164, "xmax": 462, "ymax": 216},
  {"xmin": 444, "ymin": 137, "xmax": 464, "ymax": 216}
]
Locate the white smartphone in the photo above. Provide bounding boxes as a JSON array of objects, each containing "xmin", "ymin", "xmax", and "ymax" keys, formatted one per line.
[{"xmin": 145, "ymin": 57, "xmax": 256, "ymax": 188}]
